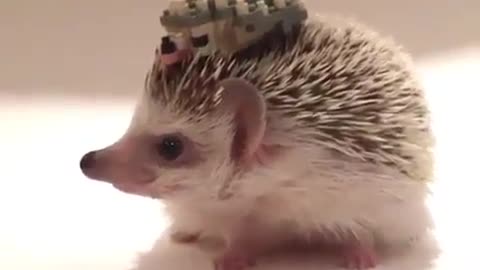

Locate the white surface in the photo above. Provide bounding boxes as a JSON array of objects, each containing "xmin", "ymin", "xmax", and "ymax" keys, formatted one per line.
[{"xmin": 1, "ymin": 48, "xmax": 479, "ymax": 270}]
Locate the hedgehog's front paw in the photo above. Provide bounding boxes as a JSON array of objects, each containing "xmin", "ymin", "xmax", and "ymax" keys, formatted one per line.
[
  {"xmin": 340, "ymin": 242, "xmax": 378, "ymax": 269},
  {"xmin": 169, "ymin": 230, "xmax": 200, "ymax": 244},
  {"xmin": 213, "ymin": 249, "xmax": 256, "ymax": 270}
]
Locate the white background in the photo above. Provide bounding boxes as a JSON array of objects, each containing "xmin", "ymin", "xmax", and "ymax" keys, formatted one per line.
[{"xmin": 1, "ymin": 1, "xmax": 479, "ymax": 269}]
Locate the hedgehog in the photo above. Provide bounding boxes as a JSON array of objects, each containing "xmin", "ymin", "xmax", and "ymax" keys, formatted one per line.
[{"xmin": 79, "ymin": 14, "xmax": 435, "ymax": 270}]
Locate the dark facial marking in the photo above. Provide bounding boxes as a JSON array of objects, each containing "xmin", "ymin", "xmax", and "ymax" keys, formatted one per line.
[{"xmin": 80, "ymin": 151, "xmax": 96, "ymax": 172}]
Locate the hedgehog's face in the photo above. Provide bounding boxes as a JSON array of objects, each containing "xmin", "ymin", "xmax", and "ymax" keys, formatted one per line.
[{"xmin": 79, "ymin": 78, "xmax": 267, "ymax": 200}]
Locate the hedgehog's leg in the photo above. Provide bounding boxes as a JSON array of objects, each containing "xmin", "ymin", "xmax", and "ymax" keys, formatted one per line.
[
  {"xmin": 169, "ymin": 230, "xmax": 200, "ymax": 244},
  {"xmin": 213, "ymin": 249, "xmax": 256, "ymax": 270},
  {"xmin": 167, "ymin": 220, "xmax": 202, "ymax": 244},
  {"xmin": 212, "ymin": 233, "xmax": 257, "ymax": 270},
  {"xmin": 212, "ymin": 214, "xmax": 270, "ymax": 270}
]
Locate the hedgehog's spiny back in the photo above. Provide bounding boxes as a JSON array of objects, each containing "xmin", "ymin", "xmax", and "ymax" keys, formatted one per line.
[
  {"xmin": 146, "ymin": 18, "xmax": 433, "ymax": 182},
  {"xmin": 148, "ymin": 22, "xmax": 300, "ymax": 117}
]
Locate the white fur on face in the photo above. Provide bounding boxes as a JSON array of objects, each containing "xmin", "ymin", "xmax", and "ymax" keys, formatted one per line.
[{"xmin": 123, "ymin": 92, "xmax": 238, "ymax": 202}]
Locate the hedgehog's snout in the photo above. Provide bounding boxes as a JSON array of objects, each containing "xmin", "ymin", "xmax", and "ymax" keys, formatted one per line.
[
  {"xmin": 79, "ymin": 150, "xmax": 107, "ymax": 180},
  {"xmin": 80, "ymin": 150, "xmax": 103, "ymax": 181},
  {"xmin": 79, "ymin": 137, "xmax": 157, "ymax": 189},
  {"xmin": 79, "ymin": 149, "xmax": 111, "ymax": 182}
]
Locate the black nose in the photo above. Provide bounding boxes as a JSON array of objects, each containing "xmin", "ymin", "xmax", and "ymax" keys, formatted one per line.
[{"xmin": 80, "ymin": 151, "xmax": 96, "ymax": 171}]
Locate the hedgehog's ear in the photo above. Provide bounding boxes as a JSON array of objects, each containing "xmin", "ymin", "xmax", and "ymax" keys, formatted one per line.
[{"xmin": 217, "ymin": 78, "xmax": 266, "ymax": 162}]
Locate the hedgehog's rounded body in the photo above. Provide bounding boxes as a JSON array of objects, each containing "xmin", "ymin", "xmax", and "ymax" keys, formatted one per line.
[{"xmin": 100, "ymin": 15, "xmax": 435, "ymax": 269}]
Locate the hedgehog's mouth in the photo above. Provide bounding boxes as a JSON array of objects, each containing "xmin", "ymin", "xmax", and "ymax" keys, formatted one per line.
[
  {"xmin": 111, "ymin": 178, "xmax": 154, "ymax": 196},
  {"xmin": 112, "ymin": 180, "xmax": 183, "ymax": 198},
  {"xmin": 113, "ymin": 181, "xmax": 150, "ymax": 194}
]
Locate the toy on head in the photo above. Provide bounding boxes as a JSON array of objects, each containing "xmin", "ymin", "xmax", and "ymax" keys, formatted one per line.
[{"xmin": 157, "ymin": 0, "xmax": 308, "ymax": 66}]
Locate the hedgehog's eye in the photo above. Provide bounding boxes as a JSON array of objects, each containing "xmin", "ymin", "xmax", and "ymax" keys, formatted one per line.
[{"xmin": 157, "ymin": 135, "xmax": 184, "ymax": 161}]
